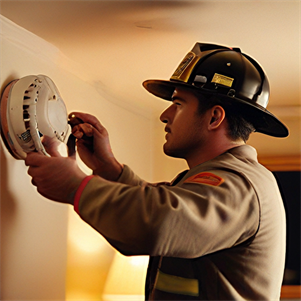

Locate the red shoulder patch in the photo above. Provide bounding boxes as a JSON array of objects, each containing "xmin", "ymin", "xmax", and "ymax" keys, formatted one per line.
[{"xmin": 184, "ymin": 172, "xmax": 224, "ymax": 186}]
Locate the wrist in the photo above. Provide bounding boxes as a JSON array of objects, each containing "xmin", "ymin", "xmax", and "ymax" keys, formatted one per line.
[
  {"xmin": 67, "ymin": 170, "xmax": 88, "ymax": 205},
  {"xmin": 73, "ymin": 175, "xmax": 95, "ymax": 213},
  {"xmin": 93, "ymin": 160, "xmax": 123, "ymax": 181}
]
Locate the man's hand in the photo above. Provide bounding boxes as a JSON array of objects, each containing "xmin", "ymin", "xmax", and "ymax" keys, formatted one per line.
[
  {"xmin": 68, "ymin": 112, "xmax": 123, "ymax": 181},
  {"xmin": 25, "ymin": 136, "xmax": 87, "ymax": 204}
]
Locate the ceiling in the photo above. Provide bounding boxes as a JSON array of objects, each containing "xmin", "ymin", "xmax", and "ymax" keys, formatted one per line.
[{"xmin": 0, "ymin": 0, "xmax": 300, "ymax": 156}]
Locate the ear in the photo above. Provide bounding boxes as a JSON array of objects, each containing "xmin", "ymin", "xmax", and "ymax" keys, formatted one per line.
[{"xmin": 208, "ymin": 105, "xmax": 226, "ymax": 130}]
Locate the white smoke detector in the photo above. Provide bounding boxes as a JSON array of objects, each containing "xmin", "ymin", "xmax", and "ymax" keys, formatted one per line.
[{"xmin": 0, "ymin": 75, "xmax": 70, "ymax": 159}]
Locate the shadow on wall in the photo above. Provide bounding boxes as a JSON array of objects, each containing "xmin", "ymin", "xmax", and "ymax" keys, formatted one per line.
[
  {"xmin": 0, "ymin": 139, "xmax": 18, "ymax": 293},
  {"xmin": 0, "ymin": 74, "xmax": 18, "ymax": 300}
]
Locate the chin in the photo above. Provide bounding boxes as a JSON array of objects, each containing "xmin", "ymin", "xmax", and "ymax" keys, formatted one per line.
[{"xmin": 163, "ymin": 145, "xmax": 184, "ymax": 159}]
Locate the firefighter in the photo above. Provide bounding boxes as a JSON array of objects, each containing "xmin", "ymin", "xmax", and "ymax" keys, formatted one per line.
[{"xmin": 26, "ymin": 42, "xmax": 288, "ymax": 300}]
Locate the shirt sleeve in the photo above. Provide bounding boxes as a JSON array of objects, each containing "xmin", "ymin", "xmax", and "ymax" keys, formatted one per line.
[
  {"xmin": 116, "ymin": 165, "xmax": 146, "ymax": 186},
  {"xmin": 74, "ymin": 166, "xmax": 260, "ymax": 258}
]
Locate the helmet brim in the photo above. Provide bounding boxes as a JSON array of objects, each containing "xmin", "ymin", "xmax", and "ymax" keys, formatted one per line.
[{"xmin": 143, "ymin": 79, "xmax": 289, "ymax": 138}]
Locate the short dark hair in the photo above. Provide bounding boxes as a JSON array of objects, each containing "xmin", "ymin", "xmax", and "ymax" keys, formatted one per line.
[{"xmin": 195, "ymin": 93, "xmax": 255, "ymax": 142}]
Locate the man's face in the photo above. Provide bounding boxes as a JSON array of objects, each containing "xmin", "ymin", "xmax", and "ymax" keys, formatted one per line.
[{"xmin": 160, "ymin": 88, "xmax": 210, "ymax": 161}]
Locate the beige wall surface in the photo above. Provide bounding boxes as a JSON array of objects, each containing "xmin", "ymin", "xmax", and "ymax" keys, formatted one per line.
[
  {"xmin": 1, "ymin": 15, "xmax": 180, "ymax": 300},
  {"xmin": 0, "ymin": 16, "xmax": 70, "ymax": 301}
]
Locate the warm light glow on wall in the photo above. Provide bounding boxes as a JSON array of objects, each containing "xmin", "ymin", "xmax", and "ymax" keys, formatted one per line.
[
  {"xmin": 129, "ymin": 256, "xmax": 149, "ymax": 267},
  {"xmin": 66, "ymin": 209, "xmax": 115, "ymax": 301},
  {"xmin": 102, "ymin": 252, "xmax": 149, "ymax": 301},
  {"xmin": 66, "ymin": 291, "xmax": 102, "ymax": 301},
  {"xmin": 66, "ymin": 210, "xmax": 149, "ymax": 301},
  {"xmin": 68, "ymin": 213, "xmax": 105, "ymax": 254}
]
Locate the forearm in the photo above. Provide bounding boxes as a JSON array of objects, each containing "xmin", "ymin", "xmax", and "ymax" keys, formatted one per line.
[{"xmin": 73, "ymin": 170, "xmax": 259, "ymax": 258}]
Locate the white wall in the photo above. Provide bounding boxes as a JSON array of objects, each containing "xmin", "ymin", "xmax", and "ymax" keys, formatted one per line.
[
  {"xmin": 0, "ymin": 16, "xmax": 70, "ymax": 301},
  {"xmin": 1, "ymin": 15, "xmax": 175, "ymax": 300}
]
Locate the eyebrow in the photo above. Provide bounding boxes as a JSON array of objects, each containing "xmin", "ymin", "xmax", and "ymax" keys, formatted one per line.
[{"xmin": 171, "ymin": 96, "xmax": 187, "ymax": 103}]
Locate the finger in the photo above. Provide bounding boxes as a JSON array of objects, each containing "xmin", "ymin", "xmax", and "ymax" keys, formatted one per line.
[
  {"xmin": 76, "ymin": 137, "xmax": 94, "ymax": 152},
  {"xmin": 71, "ymin": 124, "xmax": 95, "ymax": 145},
  {"xmin": 76, "ymin": 123, "xmax": 94, "ymax": 137},
  {"xmin": 42, "ymin": 136, "xmax": 61, "ymax": 157},
  {"xmin": 25, "ymin": 152, "xmax": 45, "ymax": 166},
  {"xmin": 68, "ymin": 112, "xmax": 105, "ymax": 133}
]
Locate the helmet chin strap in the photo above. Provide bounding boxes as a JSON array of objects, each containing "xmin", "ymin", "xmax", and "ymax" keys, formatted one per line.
[{"xmin": 0, "ymin": 75, "xmax": 70, "ymax": 159}]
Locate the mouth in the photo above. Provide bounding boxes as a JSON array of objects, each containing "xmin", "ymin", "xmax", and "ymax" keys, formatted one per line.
[
  {"xmin": 164, "ymin": 127, "xmax": 171, "ymax": 140},
  {"xmin": 164, "ymin": 126, "xmax": 171, "ymax": 133}
]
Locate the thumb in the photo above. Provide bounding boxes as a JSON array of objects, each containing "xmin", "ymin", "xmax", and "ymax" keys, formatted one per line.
[{"xmin": 42, "ymin": 136, "xmax": 61, "ymax": 157}]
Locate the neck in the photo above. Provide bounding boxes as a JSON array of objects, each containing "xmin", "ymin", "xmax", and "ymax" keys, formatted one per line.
[{"xmin": 186, "ymin": 139, "xmax": 245, "ymax": 169}]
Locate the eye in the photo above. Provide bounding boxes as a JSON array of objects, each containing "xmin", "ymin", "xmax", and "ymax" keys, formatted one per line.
[{"xmin": 171, "ymin": 97, "xmax": 184, "ymax": 106}]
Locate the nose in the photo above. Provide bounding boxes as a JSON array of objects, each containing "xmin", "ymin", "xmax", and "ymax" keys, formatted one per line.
[
  {"xmin": 160, "ymin": 104, "xmax": 173, "ymax": 124},
  {"xmin": 160, "ymin": 110, "xmax": 168, "ymax": 124}
]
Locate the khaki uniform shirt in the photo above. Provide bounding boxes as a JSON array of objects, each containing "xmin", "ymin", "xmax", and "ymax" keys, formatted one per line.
[{"xmin": 75, "ymin": 145, "xmax": 286, "ymax": 300}]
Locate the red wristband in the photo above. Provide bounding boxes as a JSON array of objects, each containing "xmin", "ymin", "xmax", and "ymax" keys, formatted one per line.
[{"xmin": 74, "ymin": 175, "xmax": 95, "ymax": 214}]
